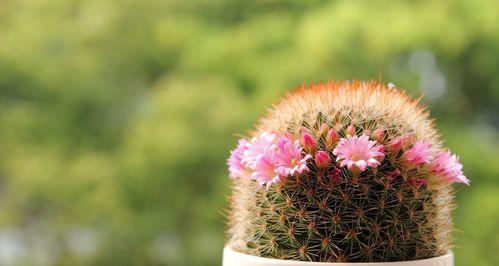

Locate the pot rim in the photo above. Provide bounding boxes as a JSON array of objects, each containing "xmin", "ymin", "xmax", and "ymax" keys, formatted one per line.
[{"xmin": 223, "ymin": 246, "xmax": 453, "ymax": 266}]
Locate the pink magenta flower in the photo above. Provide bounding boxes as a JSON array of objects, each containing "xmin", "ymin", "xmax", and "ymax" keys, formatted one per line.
[
  {"xmin": 315, "ymin": 150, "xmax": 332, "ymax": 169},
  {"xmin": 237, "ymin": 132, "xmax": 312, "ymax": 187},
  {"xmin": 227, "ymin": 139, "xmax": 250, "ymax": 179},
  {"xmin": 251, "ymin": 148, "xmax": 281, "ymax": 187},
  {"xmin": 333, "ymin": 134, "xmax": 385, "ymax": 172},
  {"xmin": 242, "ymin": 132, "xmax": 277, "ymax": 168},
  {"xmin": 274, "ymin": 136, "xmax": 311, "ymax": 177},
  {"xmin": 430, "ymin": 151, "xmax": 470, "ymax": 185},
  {"xmin": 403, "ymin": 140, "xmax": 434, "ymax": 166}
]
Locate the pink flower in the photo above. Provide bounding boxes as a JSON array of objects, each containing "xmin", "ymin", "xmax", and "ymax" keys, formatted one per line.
[
  {"xmin": 300, "ymin": 128, "xmax": 317, "ymax": 152},
  {"xmin": 333, "ymin": 134, "xmax": 385, "ymax": 172},
  {"xmin": 236, "ymin": 131, "xmax": 312, "ymax": 187},
  {"xmin": 403, "ymin": 140, "xmax": 434, "ymax": 166},
  {"xmin": 274, "ymin": 136, "xmax": 311, "ymax": 177},
  {"xmin": 430, "ymin": 151, "xmax": 470, "ymax": 185},
  {"xmin": 227, "ymin": 139, "xmax": 250, "ymax": 179},
  {"xmin": 251, "ymin": 148, "xmax": 281, "ymax": 187},
  {"xmin": 315, "ymin": 151, "xmax": 332, "ymax": 169},
  {"xmin": 242, "ymin": 132, "xmax": 276, "ymax": 168}
]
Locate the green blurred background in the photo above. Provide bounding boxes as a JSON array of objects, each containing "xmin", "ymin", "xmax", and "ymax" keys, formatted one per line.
[{"xmin": 0, "ymin": 0, "xmax": 497, "ymax": 265}]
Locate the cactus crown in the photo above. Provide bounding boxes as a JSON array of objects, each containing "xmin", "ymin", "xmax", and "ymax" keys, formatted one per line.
[{"xmin": 226, "ymin": 81, "xmax": 469, "ymax": 262}]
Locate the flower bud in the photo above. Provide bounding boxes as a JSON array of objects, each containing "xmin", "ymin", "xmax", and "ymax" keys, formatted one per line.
[
  {"xmin": 314, "ymin": 151, "xmax": 332, "ymax": 169},
  {"xmin": 387, "ymin": 169, "xmax": 401, "ymax": 179},
  {"xmin": 319, "ymin": 123, "xmax": 329, "ymax": 137},
  {"xmin": 328, "ymin": 167, "xmax": 341, "ymax": 184},
  {"xmin": 301, "ymin": 128, "xmax": 317, "ymax": 152},
  {"xmin": 409, "ymin": 178, "xmax": 428, "ymax": 186},
  {"xmin": 373, "ymin": 128, "xmax": 385, "ymax": 142},
  {"xmin": 346, "ymin": 125, "xmax": 356, "ymax": 136},
  {"xmin": 325, "ymin": 128, "xmax": 338, "ymax": 151},
  {"xmin": 387, "ymin": 133, "xmax": 414, "ymax": 154}
]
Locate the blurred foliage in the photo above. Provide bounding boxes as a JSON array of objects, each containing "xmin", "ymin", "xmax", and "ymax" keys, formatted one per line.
[{"xmin": 0, "ymin": 0, "xmax": 497, "ymax": 265}]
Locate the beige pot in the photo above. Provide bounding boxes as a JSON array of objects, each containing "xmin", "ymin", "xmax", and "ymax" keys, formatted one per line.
[{"xmin": 223, "ymin": 246, "xmax": 453, "ymax": 266}]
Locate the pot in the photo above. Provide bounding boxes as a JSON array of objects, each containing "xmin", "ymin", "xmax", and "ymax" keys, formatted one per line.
[{"xmin": 223, "ymin": 246, "xmax": 453, "ymax": 266}]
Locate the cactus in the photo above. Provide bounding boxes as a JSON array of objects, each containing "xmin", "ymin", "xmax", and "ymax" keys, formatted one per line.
[{"xmin": 226, "ymin": 81, "xmax": 469, "ymax": 262}]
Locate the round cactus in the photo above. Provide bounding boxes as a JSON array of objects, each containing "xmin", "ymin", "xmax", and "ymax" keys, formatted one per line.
[{"xmin": 226, "ymin": 81, "xmax": 469, "ymax": 262}]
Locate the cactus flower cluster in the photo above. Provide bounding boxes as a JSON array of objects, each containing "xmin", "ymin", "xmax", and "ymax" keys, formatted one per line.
[
  {"xmin": 228, "ymin": 128, "xmax": 468, "ymax": 188},
  {"xmin": 226, "ymin": 81, "xmax": 469, "ymax": 262}
]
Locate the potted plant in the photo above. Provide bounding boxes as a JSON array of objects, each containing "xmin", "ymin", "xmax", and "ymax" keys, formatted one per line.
[{"xmin": 224, "ymin": 81, "xmax": 468, "ymax": 266}]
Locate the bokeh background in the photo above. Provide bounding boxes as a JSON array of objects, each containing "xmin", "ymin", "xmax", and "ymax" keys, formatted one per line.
[{"xmin": 0, "ymin": 0, "xmax": 498, "ymax": 265}]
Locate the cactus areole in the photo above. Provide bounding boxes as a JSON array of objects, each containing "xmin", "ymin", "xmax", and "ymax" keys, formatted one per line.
[{"xmin": 226, "ymin": 81, "xmax": 469, "ymax": 263}]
